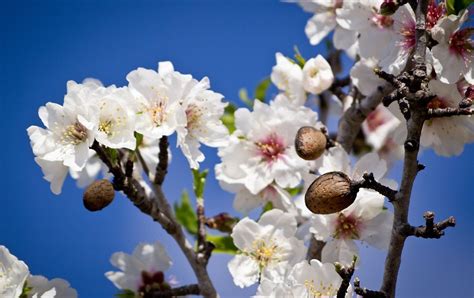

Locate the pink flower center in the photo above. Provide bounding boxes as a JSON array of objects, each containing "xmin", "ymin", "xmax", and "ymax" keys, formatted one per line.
[
  {"xmin": 139, "ymin": 271, "xmax": 170, "ymax": 294},
  {"xmin": 333, "ymin": 213, "xmax": 361, "ymax": 239},
  {"xmin": 255, "ymin": 133, "xmax": 286, "ymax": 163},
  {"xmin": 426, "ymin": 0, "xmax": 445, "ymax": 30},
  {"xmin": 427, "ymin": 97, "xmax": 448, "ymax": 109},
  {"xmin": 185, "ymin": 104, "xmax": 203, "ymax": 130},
  {"xmin": 366, "ymin": 108, "xmax": 388, "ymax": 132},
  {"xmin": 449, "ymin": 28, "xmax": 474, "ymax": 62},
  {"xmin": 399, "ymin": 20, "xmax": 416, "ymax": 52},
  {"xmin": 371, "ymin": 13, "xmax": 394, "ymax": 29}
]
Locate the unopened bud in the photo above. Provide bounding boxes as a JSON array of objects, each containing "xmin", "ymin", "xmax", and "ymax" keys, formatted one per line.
[
  {"xmin": 380, "ymin": 0, "xmax": 398, "ymax": 16},
  {"xmin": 295, "ymin": 126, "xmax": 327, "ymax": 161},
  {"xmin": 83, "ymin": 179, "xmax": 115, "ymax": 212},
  {"xmin": 305, "ymin": 172, "xmax": 357, "ymax": 214},
  {"xmin": 205, "ymin": 212, "xmax": 238, "ymax": 233}
]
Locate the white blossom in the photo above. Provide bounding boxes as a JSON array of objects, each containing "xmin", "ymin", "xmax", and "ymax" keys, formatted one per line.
[
  {"xmin": 228, "ymin": 209, "xmax": 306, "ymax": 288},
  {"xmin": 105, "ymin": 241, "xmax": 172, "ymax": 293},
  {"xmin": 270, "ymin": 53, "xmax": 305, "ymax": 105},
  {"xmin": 310, "ymin": 147, "xmax": 395, "ymax": 266},
  {"xmin": 350, "ymin": 58, "xmax": 386, "ymax": 96},
  {"xmin": 0, "ymin": 246, "xmax": 29, "ymax": 298},
  {"xmin": 215, "ymin": 96, "xmax": 319, "ymax": 195},
  {"xmin": 431, "ymin": 10, "xmax": 474, "ymax": 84},
  {"xmin": 337, "ymin": 0, "xmax": 396, "ymax": 60},
  {"xmin": 233, "ymin": 184, "xmax": 297, "ymax": 215},
  {"xmin": 27, "ymin": 275, "xmax": 77, "ymax": 298},
  {"xmin": 126, "ymin": 63, "xmax": 187, "ymax": 140},
  {"xmin": 69, "ymin": 150, "xmax": 109, "ymax": 188},
  {"xmin": 302, "ymin": 55, "xmax": 334, "ymax": 95},
  {"xmin": 391, "ymin": 80, "xmax": 474, "ymax": 156},
  {"xmin": 255, "ymin": 259, "xmax": 351, "ymax": 298}
]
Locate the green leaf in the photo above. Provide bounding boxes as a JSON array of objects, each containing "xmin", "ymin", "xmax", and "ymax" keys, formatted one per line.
[
  {"xmin": 293, "ymin": 46, "xmax": 306, "ymax": 68},
  {"xmin": 262, "ymin": 201, "xmax": 274, "ymax": 213},
  {"xmin": 134, "ymin": 132, "xmax": 143, "ymax": 149},
  {"xmin": 19, "ymin": 281, "xmax": 33, "ymax": 298},
  {"xmin": 192, "ymin": 169, "xmax": 208, "ymax": 199},
  {"xmin": 286, "ymin": 185, "xmax": 304, "ymax": 197},
  {"xmin": 174, "ymin": 190, "xmax": 198, "ymax": 235},
  {"xmin": 105, "ymin": 147, "xmax": 119, "ymax": 164},
  {"xmin": 446, "ymin": 0, "xmax": 472, "ymax": 15},
  {"xmin": 206, "ymin": 234, "xmax": 238, "ymax": 254},
  {"xmin": 221, "ymin": 104, "xmax": 237, "ymax": 133},
  {"xmin": 238, "ymin": 88, "xmax": 253, "ymax": 107},
  {"xmin": 254, "ymin": 77, "xmax": 271, "ymax": 102},
  {"xmin": 115, "ymin": 289, "xmax": 136, "ymax": 298}
]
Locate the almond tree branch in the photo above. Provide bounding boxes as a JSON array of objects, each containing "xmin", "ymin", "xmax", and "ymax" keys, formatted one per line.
[
  {"xmin": 427, "ymin": 107, "xmax": 474, "ymax": 118},
  {"xmin": 406, "ymin": 211, "xmax": 456, "ymax": 238},
  {"xmin": 352, "ymin": 173, "xmax": 398, "ymax": 201},
  {"xmin": 92, "ymin": 140, "xmax": 217, "ymax": 297},
  {"xmin": 154, "ymin": 136, "xmax": 169, "ymax": 185},
  {"xmin": 354, "ymin": 278, "xmax": 386, "ymax": 298},
  {"xmin": 335, "ymin": 257, "xmax": 356, "ymax": 298},
  {"xmin": 145, "ymin": 284, "xmax": 200, "ymax": 298},
  {"xmin": 336, "ymin": 83, "xmax": 394, "ymax": 152}
]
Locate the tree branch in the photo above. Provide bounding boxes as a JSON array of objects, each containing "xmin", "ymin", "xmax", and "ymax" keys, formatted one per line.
[
  {"xmin": 352, "ymin": 173, "xmax": 398, "ymax": 201},
  {"xmin": 406, "ymin": 211, "xmax": 456, "ymax": 239},
  {"xmin": 154, "ymin": 136, "xmax": 169, "ymax": 185},
  {"xmin": 427, "ymin": 107, "xmax": 474, "ymax": 118},
  {"xmin": 354, "ymin": 278, "xmax": 386, "ymax": 298},
  {"xmin": 335, "ymin": 256, "xmax": 356, "ymax": 298},
  {"xmin": 145, "ymin": 284, "xmax": 200, "ymax": 298},
  {"xmin": 336, "ymin": 83, "xmax": 394, "ymax": 152}
]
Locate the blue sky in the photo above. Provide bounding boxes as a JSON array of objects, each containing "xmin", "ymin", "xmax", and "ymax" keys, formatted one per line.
[{"xmin": 1, "ymin": 0, "xmax": 473, "ymax": 297}]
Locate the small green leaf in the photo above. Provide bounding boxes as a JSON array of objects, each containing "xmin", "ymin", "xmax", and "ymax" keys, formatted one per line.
[
  {"xmin": 115, "ymin": 289, "xmax": 136, "ymax": 298},
  {"xmin": 446, "ymin": 0, "xmax": 472, "ymax": 15},
  {"xmin": 174, "ymin": 190, "xmax": 198, "ymax": 235},
  {"xmin": 105, "ymin": 147, "xmax": 119, "ymax": 164},
  {"xmin": 134, "ymin": 132, "xmax": 144, "ymax": 149},
  {"xmin": 238, "ymin": 88, "xmax": 253, "ymax": 107},
  {"xmin": 262, "ymin": 201, "xmax": 274, "ymax": 213},
  {"xmin": 254, "ymin": 77, "xmax": 271, "ymax": 102},
  {"xmin": 192, "ymin": 169, "xmax": 208, "ymax": 199},
  {"xmin": 19, "ymin": 281, "xmax": 33, "ymax": 298},
  {"xmin": 286, "ymin": 185, "xmax": 304, "ymax": 197},
  {"xmin": 221, "ymin": 104, "xmax": 237, "ymax": 133},
  {"xmin": 206, "ymin": 234, "xmax": 238, "ymax": 254},
  {"xmin": 293, "ymin": 46, "xmax": 306, "ymax": 67}
]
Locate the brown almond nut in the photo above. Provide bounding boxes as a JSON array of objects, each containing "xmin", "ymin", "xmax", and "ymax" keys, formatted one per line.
[
  {"xmin": 295, "ymin": 126, "xmax": 327, "ymax": 160},
  {"xmin": 305, "ymin": 171, "xmax": 356, "ymax": 214},
  {"xmin": 83, "ymin": 179, "xmax": 115, "ymax": 212}
]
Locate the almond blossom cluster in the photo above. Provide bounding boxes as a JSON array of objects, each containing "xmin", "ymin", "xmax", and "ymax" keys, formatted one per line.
[{"xmin": 27, "ymin": 62, "xmax": 228, "ymax": 195}]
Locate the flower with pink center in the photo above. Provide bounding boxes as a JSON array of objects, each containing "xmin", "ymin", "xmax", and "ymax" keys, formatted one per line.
[
  {"xmin": 361, "ymin": 104, "xmax": 401, "ymax": 150},
  {"xmin": 390, "ymin": 80, "xmax": 474, "ymax": 156},
  {"xmin": 432, "ymin": 9, "xmax": 473, "ymax": 84},
  {"xmin": 309, "ymin": 146, "xmax": 395, "ymax": 266},
  {"xmin": 215, "ymin": 96, "xmax": 319, "ymax": 196},
  {"xmin": 336, "ymin": 0, "xmax": 397, "ymax": 60},
  {"xmin": 105, "ymin": 241, "xmax": 173, "ymax": 295}
]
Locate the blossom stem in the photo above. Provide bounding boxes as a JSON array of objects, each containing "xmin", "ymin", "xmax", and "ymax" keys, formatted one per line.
[
  {"xmin": 427, "ymin": 107, "xmax": 474, "ymax": 118},
  {"xmin": 352, "ymin": 173, "xmax": 398, "ymax": 201},
  {"xmin": 154, "ymin": 136, "xmax": 169, "ymax": 185}
]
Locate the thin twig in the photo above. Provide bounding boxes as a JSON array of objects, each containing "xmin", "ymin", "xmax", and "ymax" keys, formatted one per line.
[
  {"xmin": 154, "ymin": 136, "xmax": 169, "ymax": 185},
  {"xmin": 351, "ymin": 173, "xmax": 398, "ymax": 201},
  {"xmin": 427, "ymin": 107, "xmax": 474, "ymax": 118},
  {"xmin": 335, "ymin": 256, "xmax": 357, "ymax": 298},
  {"xmin": 354, "ymin": 278, "xmax": 386, "ymax": 298},
  {"xmin": 407, "ymin": 211, "xmax": 456, "ymax": 239},
  {"xmin": 145, "ymin": 284, "xmax": 200, "ymax": 298}
]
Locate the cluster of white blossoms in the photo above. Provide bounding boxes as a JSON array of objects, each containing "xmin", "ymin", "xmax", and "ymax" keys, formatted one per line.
[
  {"xmin": 0, "ymin": 246, "xmax": 77, "ymax": 298},
  {"xmin": 299, "ymin": 0, "xmax": 474, "ymax": 157},
  {"xmin": 28, "ymin": 62, "xmax": 228, "ymax": 194}
]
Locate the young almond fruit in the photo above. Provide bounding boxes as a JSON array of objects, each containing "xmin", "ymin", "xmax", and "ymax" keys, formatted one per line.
[
  {"xmin": 305, "ymin": 171, "xmax": 357, "ymax": 214},
  {"xmin": 83, "ymin": 179, "xmax": 115, "ymax": 212},
  {"xmin": 295, "ymin": 126, "xmax": 327, "ymax": 160}
]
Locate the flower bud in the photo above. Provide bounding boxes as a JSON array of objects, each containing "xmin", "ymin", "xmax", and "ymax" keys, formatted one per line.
[
  {"xmin": 83, "ymin": 179, "xmax": 115, "ymax": 212},
  {"xmin": 295, "ymin": 126, "xmax": 327, "ymax": 160},
  {"xmin": 305, "ymin": 171, "xmax": 356, "ymax": 214}
]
